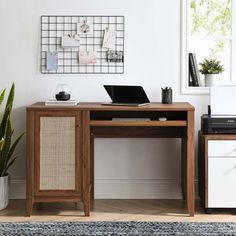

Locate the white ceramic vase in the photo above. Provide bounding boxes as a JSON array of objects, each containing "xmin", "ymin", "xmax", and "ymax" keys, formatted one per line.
[
  {"xmin": 205, "ymin": 74, "xmax": 219, "ymax": 87},
  {"xmin": 0, "ymin": 175, "xmax": 9, "ymax": 210}
]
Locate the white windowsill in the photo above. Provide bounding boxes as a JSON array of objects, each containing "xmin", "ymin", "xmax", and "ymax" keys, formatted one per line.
[{"xmin": 181, "ymin": 85, "xmax": 210, "ymax": 95}]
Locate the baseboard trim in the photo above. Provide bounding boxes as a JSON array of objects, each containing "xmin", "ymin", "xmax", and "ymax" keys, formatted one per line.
[
  {"xmin": 95, "ymin": 179, "xmax": 183, "ymax": 199},
  {"xmin": 10, "ymin": 179, "xmax": 26, "ymax": 199},
  {"xmin": 9, "ymin": 179, "xmax": 199, "ymax": 200}
]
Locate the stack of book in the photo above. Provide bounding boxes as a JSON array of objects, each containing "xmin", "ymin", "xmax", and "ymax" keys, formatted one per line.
[
  {"xmin": 45, "ymin": 100, "xmax": 78, "ymax": 106},
  {"xmin": 189, "ymin": 53, "xmax": 202, "ymax": 87}
]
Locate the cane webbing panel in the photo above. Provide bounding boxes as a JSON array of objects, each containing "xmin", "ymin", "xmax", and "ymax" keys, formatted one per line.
[{"xmin": 40, "ymin": 117, "xmax": 76, "ymax": 190}]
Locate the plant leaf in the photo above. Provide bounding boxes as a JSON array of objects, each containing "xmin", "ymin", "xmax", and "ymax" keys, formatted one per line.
[
  {"xmin": 7, "ymin": 132, "xmax": 24, "ymax": 161},
  {"xmin": 2, "ymin": 156, "xmax": 17, "ymax": 176},
  {"xmin": 0, "ymin": 138, "xmax": 4, "ymax": 151},
  {"xmin": 0, "ymin": 117, "xmax": 12, "ymax": 176},
  {"xmin": 2, "ymin": 117, "xmax": 12, "ymax": 159},
  {"xmin": 0, "ymin": 83, "xmax": 14, "ymax": 138},
  {"xmin": 0, "ymin": 138, "xmax": 5, "ymax": 175},
  {"xmin": 0, "ymin": 83, "xmax": 23, "ymax": 177},
  {"xmin": 0, "ymin": 89, "xmax": 5, "ymax": 106},
  {"xmin": 5, "ymin": 83, "xmax": 14, "ymax": 114},
  {"xmin": 0, "ymin": 120, "xmax": 9, "ymax": 175}
]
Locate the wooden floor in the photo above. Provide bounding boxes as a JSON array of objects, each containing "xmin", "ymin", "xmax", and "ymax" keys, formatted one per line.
[{"xmin": 1, "ymin": 199, "xmax": 236, "ymax": 222}]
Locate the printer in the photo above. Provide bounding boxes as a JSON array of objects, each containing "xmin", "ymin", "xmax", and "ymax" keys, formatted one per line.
[
  {"xmin": 201, "ymin": 86, "xmax": 236, "ymax": 134},
  {"xmin": 201, "ymin": 114, "xmax": 236, "ymax": 134}
]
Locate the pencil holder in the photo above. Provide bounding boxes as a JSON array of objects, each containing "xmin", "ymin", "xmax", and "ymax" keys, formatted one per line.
[{"xmin": 161, "ymin": 87, "xmax": 172, "ymax": 104}]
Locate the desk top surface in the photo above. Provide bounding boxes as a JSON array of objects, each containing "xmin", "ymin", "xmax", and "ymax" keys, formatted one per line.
[{"xmin": 27, "ymin": 102, "xmax": 195, "ymax": 111}]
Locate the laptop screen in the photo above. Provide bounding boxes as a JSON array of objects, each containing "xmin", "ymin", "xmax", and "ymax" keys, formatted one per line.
[{"xmin": 104, "ymin": 85, "xmax": 150, "ymax": 104}]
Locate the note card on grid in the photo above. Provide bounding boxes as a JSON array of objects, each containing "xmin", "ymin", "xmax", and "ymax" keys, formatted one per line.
[
  {"xmin": 78, "ymin": 51, "xmax": 97, "ymax": 64},
  {"xmin": 46, "ymin": 52, "xmax": 58, "ymax": 71},
  {"xmin": 61, "ymin": 34, "xmax": 80, "ymax": 48},
  {"xmin": 103, "ymin": 28, "xmax": 116, "ymax": 50}
]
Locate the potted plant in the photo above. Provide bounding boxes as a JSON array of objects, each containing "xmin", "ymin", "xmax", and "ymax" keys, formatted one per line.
[
  {"xmin": 199, "ymin": 59, "xmax": 224, "ymax": 87},
  {"xmin": 0, "ymin": 83, "xmax": 24, "ymax": 210}
]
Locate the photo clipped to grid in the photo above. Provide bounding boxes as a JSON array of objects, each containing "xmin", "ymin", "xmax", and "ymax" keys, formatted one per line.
[{"xmin": 41, "ymin": 15, "xmax": 125, "ymax": 74}]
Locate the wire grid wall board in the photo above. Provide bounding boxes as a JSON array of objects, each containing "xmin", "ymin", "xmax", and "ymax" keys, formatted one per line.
[{"xmin": 41, "ymin": 15, "xmax": 125, "ymax": 74}]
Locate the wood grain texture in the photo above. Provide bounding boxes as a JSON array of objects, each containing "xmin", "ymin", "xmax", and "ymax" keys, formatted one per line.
[
  {"xmin": 82, "ymin": 111, "xmax": 91, "ymax": 216},
  {"xmin": 27, "ymin": 110, "xmax": 82, "ymax": 217},
  {"xmin": 198, "ymin": 132, "xmax": 203, "ymax": 204},
  {"xmin": 27, "ymin": 102, "xmax": 195, "ymax": 111},
  {"xmin": 91, "ymin": 127, "xmax": 183, "ymax": 138},
  {"xmin": 3, "ymin": 199, "xmax": 236, "ymax": 222},
  {"xmin": 26, "ymin": 102, "xmax": 195, "ymax": 217},
  {"xmin": 90, "ymin": 120, "xmax": 187, "ymax": 127},
  {"xmin": 26, "ymin": 110, "xmax": 34, "ymax": 216},
  {"xmin": 181, "ymin": 134, "xmax": 187, "ymax": 201},
  {"xmin": 90, "ymin": 133, "xmax": 94, "ymax": 200},
  {"xmin": 186, "ymin": 110, "xmax": 195, "ymax": 216},
  {"xmin": 76, "ymin": 111, "xmax": 82, "ymax": 201},
  {"xmin": 34, "ymin": 111, "xmax": 80, "ymax": 195}
]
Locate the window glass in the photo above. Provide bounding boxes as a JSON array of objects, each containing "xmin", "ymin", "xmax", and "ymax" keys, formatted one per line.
[
  {"xmin": 187, "ymin": 0, "xmax": 232, "ymax": 89},
  {"xmin": 189, "ymin": 39, "xmax": 231, "ymax": 84},
  {"xmin": 190, "ymin": 0, "xmax": 231, "ymax": 37}
]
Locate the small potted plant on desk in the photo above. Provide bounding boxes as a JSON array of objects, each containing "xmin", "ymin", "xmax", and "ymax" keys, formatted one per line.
[
  {"xmin": 0, "ymin": 83, "xmax": 24, "ymax": 210},
  {"xmin": 199, "ymin": 58, "xmax": 224, "ymax": 87}
]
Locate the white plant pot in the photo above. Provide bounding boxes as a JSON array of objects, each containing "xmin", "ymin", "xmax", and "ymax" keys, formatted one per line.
[
  {"xmin": 205, "ymin": 74, "xmax": 220, "ymax": 87},
  {"xmin": 0, "ymin": 175, "xmax": 9, "ymax": 210}
]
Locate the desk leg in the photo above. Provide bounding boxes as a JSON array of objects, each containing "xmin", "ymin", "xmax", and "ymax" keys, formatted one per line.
[
  {"xmin": 26, "ymin": 111, "xmax": 34, "ymax": 217},
  {"xmin": 90, "ymin": 134, "xmax": 94, "ymax": 200},
  {"xmin": 82, "ymin": 111, "xmax": 90, "ymax": 216},
  {"xmin": 187, "ymin": 110, "xmax": 195, "ymax": 216},
  {"xmin": 181, "ymin": 136, "xmax": 187, "ymax": 201}
]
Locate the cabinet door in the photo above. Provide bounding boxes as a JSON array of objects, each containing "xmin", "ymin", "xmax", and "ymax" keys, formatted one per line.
[
  {"xmin": 35, "ymin": 111, "xmax": 81, "ymax": 196},
  {"xmin": 208, "ymin": 158, "xmax": 236, "ymax": 207}
]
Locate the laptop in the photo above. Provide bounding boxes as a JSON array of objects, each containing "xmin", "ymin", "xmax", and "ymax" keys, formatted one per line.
[{"xmin": 103, "ymin": 85, "xmax": 150, "ymax": 106}]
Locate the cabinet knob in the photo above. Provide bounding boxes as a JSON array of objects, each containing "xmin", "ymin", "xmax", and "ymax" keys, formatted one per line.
[{"xmin": 76, "ymin": 124, "xmax": 80, "ymax": 127}]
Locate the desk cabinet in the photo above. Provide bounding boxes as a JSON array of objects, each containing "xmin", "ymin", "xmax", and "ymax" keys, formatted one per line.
[
  {"xmin": 26, "ymin": 109, "xmax": 82, "ymax": 216},
  {"xmin": 198, "ymin": 133, "xmax": 236, "ymax": 213}
]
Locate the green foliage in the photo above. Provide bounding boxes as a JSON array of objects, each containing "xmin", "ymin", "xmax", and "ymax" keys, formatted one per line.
[
  {"xmin": 199, "ymin": 59, "xmax": 225, "ymax": 74},
  {"xmin": 0, "ymin": 83, "xmax": 24, "ymax": 177},
  {"xmin": 191, "ymin": 0, "xmax": 231, "ymax": 36},
  {"xmin": 190, "ymin": 0, "xmax": 231, "ymax": 57}
]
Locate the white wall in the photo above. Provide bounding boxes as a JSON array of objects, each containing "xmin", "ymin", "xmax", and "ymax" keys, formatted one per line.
[{"xmin": 0, "ymin": 0, "xmax": 209, "ymax": 199}]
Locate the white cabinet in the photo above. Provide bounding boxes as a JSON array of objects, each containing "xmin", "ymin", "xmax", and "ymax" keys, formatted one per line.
[
  {"xmin": 198, "ymin": 133, "xmax": 236, "ymax": 212},
  {"xmin": 208, "ymin": 157, "xmax": 236, "ymax": 207}
]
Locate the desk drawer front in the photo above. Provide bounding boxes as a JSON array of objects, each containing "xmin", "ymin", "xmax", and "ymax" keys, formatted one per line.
[{"xmin": 208, "ymin": 140, "xmax": 236, "ymax": 157}]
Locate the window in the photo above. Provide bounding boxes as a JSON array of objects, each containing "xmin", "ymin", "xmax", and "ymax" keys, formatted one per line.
[{"xmin": 181, "ymin": 0, "xmax": 235, "ymax": 94}]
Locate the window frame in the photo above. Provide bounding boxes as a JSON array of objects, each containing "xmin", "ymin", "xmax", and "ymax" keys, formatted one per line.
[{"xmin": 181, "ymin": 0, "xmax": 235, "ymax": 95}]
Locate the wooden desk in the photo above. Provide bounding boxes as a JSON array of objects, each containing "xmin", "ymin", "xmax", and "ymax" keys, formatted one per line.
[{"xmin": 26, "ymin": 102, "xmax": 195, "ymax": 216}]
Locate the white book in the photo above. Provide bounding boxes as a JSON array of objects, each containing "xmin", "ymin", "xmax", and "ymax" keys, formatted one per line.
[{"xmin": 45, "ymin": 100, "xmax": 78, "ymax": 106}]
